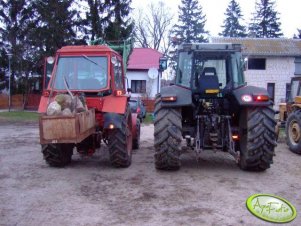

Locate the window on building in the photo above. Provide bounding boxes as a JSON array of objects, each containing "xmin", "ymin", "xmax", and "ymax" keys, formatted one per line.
[
  {"xmin": 131, "ymin": 80, "xmax": 146, "ymax": 93},
  {"xmin": 295, "ymin": 57, "xmax": 301, "ymax": 75},
  {"xmin": 248, "ymin": 58, "xmax": 266, "ymax": 70},
  {"xmin": 267, "ymin": 83, "xmax": 275, "ymax": 102}
]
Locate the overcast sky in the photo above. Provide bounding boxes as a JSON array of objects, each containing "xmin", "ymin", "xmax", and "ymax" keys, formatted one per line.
[{"xmin": 131, "ymin": 0, "xmax": 301, "ymax": 38}]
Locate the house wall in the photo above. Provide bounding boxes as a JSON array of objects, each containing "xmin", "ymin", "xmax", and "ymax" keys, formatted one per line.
[
  {"xmin": 244, "ymin": 56, "xmax": 295, "ymax": 109},
  {"xmin": 126, "ymin": 70, "xmax": 160, "ymax": 98}
]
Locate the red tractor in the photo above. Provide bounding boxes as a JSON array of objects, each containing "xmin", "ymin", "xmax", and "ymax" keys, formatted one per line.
[{"xmin": 38, "ymin": 42, "xmax": 140, "ymax": 167}]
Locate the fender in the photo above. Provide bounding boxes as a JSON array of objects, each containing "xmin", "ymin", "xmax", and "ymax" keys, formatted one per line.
[
  {"xmin": 103, "ymin": 112, "xmax": 123, "ymax": 129},
  {"xmin": 160, "ymin": 85, "xmax": 192, "ymax": 107},
  {"xmin": 232, "ymin": 85, "xmax": 273, "ymax": 106},
  {"xmin": 102, "ymin": 95, "xmax": 128, "ymax": 114}
]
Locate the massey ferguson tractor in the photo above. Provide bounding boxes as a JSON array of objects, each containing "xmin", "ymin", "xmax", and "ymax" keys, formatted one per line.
[
  {"xmin": 38, "ymin": 41, "xmax": 140, "ymax": 167},
  {"xmin": 154, "ymin": 43, "xmax": 277, "ymax": 171}
]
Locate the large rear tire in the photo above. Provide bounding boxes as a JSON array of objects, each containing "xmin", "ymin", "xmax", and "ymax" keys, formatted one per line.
[
  {"xmin": 286, "ymin": 110, "xmax": 301, "ymax": 154},
  {"xmin": 154, "ymin": 95, "xmax": 182, "ymax": 170},
  {"xmin": 239, "ymin": 106, "xmax": 277, "ymax": 171},
  {"xmin": 133, "ymin": 119, "xmax": 141, "ymax": 150},
  {"xmin": 42, "ymin": 143, "xmax": 73, "ymax": 167},
  {"xmin": 108, "ymin": 106, "xmax": 133, "ymax": 167}
]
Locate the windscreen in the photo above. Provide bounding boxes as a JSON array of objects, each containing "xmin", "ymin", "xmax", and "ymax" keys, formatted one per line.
[{"xmin": 53, "ymin": 56, "xmax": 108, "ymax": 90}]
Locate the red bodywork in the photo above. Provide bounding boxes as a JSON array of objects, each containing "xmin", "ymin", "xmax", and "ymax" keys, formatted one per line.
[{"xmin": 38, "ymin": 45, "xmax": 137, "ymax": 135}]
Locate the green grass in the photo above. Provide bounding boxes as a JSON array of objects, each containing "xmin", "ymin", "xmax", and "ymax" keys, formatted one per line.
[
  {"xmin": 0, "ymin": 111, "xmax": 39, "ymax": 122},
  {"xmin": 142, "ymin": 113, "xmax": 154, "ymax": 124}
]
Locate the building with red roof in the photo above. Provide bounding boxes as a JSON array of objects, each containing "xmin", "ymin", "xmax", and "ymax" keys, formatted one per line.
[{"xmin": 127, "ymin": 48, "xmax": 163, "ymax": 98}]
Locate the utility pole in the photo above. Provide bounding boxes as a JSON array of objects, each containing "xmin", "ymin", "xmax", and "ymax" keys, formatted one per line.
[{"xmin": 6, "ymin": 53, "xmax": 12, "ymax": 112}]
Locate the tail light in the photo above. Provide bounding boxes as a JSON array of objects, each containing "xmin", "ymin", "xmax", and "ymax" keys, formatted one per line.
[
  {"xmin": 162, "ymin": 96, "xmax": 177, "ymax": 102},
  {"xmin": 254, "ymin": 95, "xmax": 269, "ymax": 102},
  {"xmin": 137, "ymin": 107, "xmax": 141, "ymax": 113},
  {"xmin": 232, "ymin": 135, "xmax": 239, "ymax": 141}
]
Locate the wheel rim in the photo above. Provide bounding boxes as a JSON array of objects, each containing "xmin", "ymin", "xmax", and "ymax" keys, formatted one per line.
[{"xmin": 289, "ymin": 120, "xmax": 301, "ymax": 145}]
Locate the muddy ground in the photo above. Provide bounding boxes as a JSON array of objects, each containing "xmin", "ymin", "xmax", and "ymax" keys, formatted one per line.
[{"xmin": 0, "ymin": 122, "xmax": 300, "ymax": 226}]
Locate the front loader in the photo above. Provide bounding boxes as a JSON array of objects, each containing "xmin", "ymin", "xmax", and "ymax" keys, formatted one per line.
[
  {"xmin": 154, "ymin": 43, "xmax": 277, "ymax": 171},
  {"xmin": 38, "ymin": 41, "xmax": 140, "ymax": 167}
]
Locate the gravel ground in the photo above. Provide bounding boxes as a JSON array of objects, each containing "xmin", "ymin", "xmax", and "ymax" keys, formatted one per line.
[{"xmin": 0, "ymin": 122, "xmax": 300, "ymax": 226}]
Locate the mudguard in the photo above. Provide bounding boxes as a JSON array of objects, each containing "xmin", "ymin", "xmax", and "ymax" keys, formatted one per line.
[
  {"xmin": 232, "ymin": 85, "xmax": 273, "ymax": 106},
  {"xmin": 103, "ymin": 112, "xmax": 123, "ymax": 129},
  {"xmin": 160, "ymin": 85, "xmax": 193, "ymax": 107}
]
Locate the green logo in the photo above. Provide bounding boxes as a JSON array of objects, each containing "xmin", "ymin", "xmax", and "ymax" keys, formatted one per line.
[{"xmin": 246, "ymin": 194, "xmax": 297, "ymax": 223}]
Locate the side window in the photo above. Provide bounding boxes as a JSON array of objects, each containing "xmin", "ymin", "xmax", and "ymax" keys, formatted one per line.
[
  {"xmin": 176, "ymin": 52, "xmax": 192, "ymax": 87},
  {"xmin": 114, "ymin": 58, "xmax": 123, "ymax": 89}
]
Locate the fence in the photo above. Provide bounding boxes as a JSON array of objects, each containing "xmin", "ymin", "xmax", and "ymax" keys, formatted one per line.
[
  {"xmin": 0, "ymin": 94, "xmax": 41, "ymax": 110},
  {"xmin": 0, "ymin": 94, "xmax": 156, "ymax": 112}
]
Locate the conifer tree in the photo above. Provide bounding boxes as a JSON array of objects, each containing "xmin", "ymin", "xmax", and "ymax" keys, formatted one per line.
[
  {"xmin": 172, "ymin": 0, "xmax": 208, "ymax": 44},
  {"xmin": 248, "ymin": 0, "xmax": 283, "ymax": 38},
  {"xmin": 219, "ymin": 0, "xmax": 247, "ymax": 37}
]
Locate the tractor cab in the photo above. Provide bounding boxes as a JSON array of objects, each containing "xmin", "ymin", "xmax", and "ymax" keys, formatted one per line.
[{"xmin": 176, "ymin": 43, "xmax": 245, "ymax": 98}]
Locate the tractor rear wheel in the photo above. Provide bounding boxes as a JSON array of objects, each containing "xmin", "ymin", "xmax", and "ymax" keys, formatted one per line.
[
  {"xmin": 42, "ymin": 143, "xmax": 73, "ymax": 167},
  {"xmin": 133, "ymin": 119, "xmax": 141, "ymax": 150},
  {"xmin": 108, "ymin": 106, "xmax": 133, "ymax": 167},
  {"xmin": 239, "ymin": 106, "xmax": 276, "ymax": 171},
  {"xmin": 154, "ymin": 95, "xmax": 182, "ymax": 170},
  {"xmin": 286, "ymin": 110, "xmax": 301, "ymax": 154}
]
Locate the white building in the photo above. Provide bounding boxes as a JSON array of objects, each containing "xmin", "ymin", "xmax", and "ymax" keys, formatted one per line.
[
  {"xmin": 126, "ymin": 48, "xmax": 163, "ymax": 99},
  {"xmin": 211, "ymin": 37, "xmax": 301, "ymax": 108}
]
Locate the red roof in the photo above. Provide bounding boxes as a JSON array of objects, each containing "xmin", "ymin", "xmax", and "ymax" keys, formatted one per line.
[{"xmin": 127, "ymin": 48, "xmax": 163, "ymax": 70}]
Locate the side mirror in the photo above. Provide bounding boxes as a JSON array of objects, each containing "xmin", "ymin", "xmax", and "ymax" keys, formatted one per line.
[{"xmin": 127, "ymin": 88, "xmax": 132, "ymax": 93}]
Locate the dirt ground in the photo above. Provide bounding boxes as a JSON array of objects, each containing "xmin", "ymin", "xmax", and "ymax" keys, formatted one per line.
[{"xmin": 0, "ymin": 122, "xmax": 300, "ymax": 226}]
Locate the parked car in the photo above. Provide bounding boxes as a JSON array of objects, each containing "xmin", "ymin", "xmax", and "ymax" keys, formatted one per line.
[{"xmin": 129, "ymin": 97, "xmax": 146, "ymax": 121}]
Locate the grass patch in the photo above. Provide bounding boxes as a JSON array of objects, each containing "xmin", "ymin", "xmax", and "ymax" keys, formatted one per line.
[
  {"xmin": 0, "ymin": 111, "xmax": 39, "ymax": 122},
  {"xmin": 142, "ymin": 113, "xmax": 154, "ymax": 124}
]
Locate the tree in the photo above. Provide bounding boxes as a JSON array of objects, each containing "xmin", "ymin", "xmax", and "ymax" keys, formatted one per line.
[
  {"xmin": 28, "ymin": 0, "xmax": 82, "ymax": 56},
  {"xmin": 134, "ymin": 1, "xmax": 173, "ymax": 55},
  {"xmin": 248, "ymin": 0, "xmax": 283, "ymax": 38},
  {"xmin": 85, "ymin": 0, "xmax": 134, "ymax": 41},
  {"xmin": 172, "ymin": 0, "xmax": 208, "ymax": 44},
  {"xmin": 104, "ymin": 0, "xmax": 134, "ymax": 41},
  {"xmin": 219, "ymin": 0, "xmax": 247, "ymax": 37},
  {"xmin": 0, "ymin": 0, "xmax": 32, "ymax": 94},
  {"xmin": 294, "ymin": 29, "xmax": 301, "ymax": 39}
]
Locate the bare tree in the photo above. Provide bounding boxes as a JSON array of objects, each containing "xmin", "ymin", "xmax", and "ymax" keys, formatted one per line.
[{"xmin": 134, "ymin": 1, "xmax": 173, "ymax": 55}]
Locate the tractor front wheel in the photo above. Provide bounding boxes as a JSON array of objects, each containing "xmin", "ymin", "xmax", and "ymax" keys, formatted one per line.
[
  {"xmin": 108, "ymin": 106, "xmax": 133, "ymax": 167},
  {"xmin": 239, "ymin": 106, "xmax": 277, "ymax": 171},
  {"xmin": 154, "ymin": 95, "xmax": 182, "ymax": 170},
  {"xmin": 286, "ymin": 110, "xmax": 301, "ymax": 154},
  {"xmin": 42, "ymin": 143, "xmax": 74, "ymax": 167}
]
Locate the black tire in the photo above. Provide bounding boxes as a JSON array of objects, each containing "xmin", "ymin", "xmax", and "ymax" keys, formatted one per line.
[
  {"xmin": 133, "ymin": 119, "xmax": 141, "ymax": 150},
  {"xmin": 108, "ymin": 106, "xmax": 133, "ymax": 167},
  {"xmin": 286, "ymin": 110, "xmax": 301, "ymax": 154},
  {"xmin": 42, "ymin": 143, "xmax": 73, "ymax": 167},
  {"xmin": 154, "ymin": 94, "xmax": 182, "ymax": 170},
  {"xmin": 239, "ymin": 106, "xmax": 277, "ymax": 171}
]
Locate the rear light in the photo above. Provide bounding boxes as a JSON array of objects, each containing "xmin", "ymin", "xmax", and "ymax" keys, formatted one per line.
[
  {"xmin": 43, "ymin": 90, "xmax": 50, "ymax": 97},
  {"xmin": 232, "ymin": 135, "xmax": 239, "ymax": 141},
  {"xmin": 114, "ymin": 90, "xmax": 124, "ymax": 96},
  {"xmin": 254, "ymin": 95, "xmax": 269, "ymax": 102},
  {"xmin": 241, "ymin": 95, "xmax": 252, "ymax": 102},
  {"xmin": 162, "ymin": 96, "xmax": 177, "ymax": 102},
  {"xmin": 137, "ymin": 107, "xmax": 141, "ymax": 113}
]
